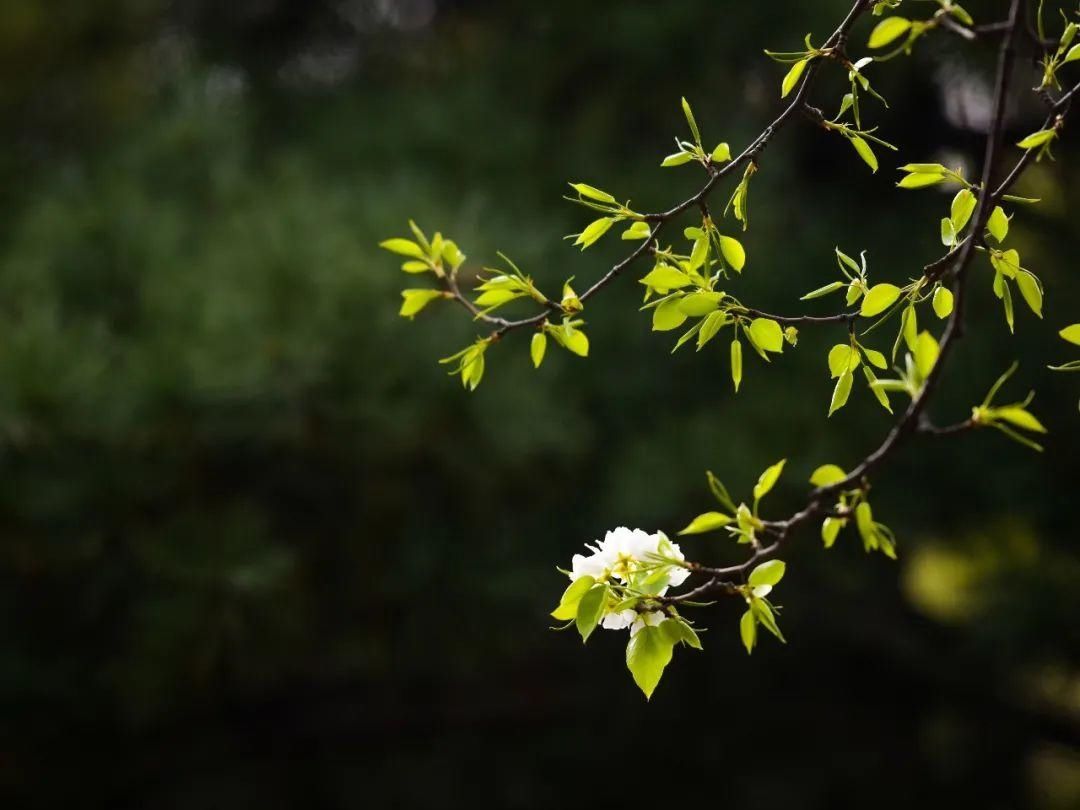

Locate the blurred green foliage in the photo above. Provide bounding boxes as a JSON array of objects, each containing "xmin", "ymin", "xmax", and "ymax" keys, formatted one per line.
[{"xmin": 0, "ymin": 0, "xmax": 1079, "ymax": 807}]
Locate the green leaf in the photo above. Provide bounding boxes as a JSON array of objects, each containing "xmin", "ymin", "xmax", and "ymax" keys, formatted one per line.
[
  {"xmin": 563, "ymin": 326, "xmax": 590, "ymax": 357},
  {"xmin": 902, "ymin": 304, "xmax": 918, "ymax": 352},
  {"xmin": 380, "ymin": 238, "xmax": 427, "ymax": 259},
  {"xmin": 653, "ymin": 297, "xmax": 690, "ymax": 331},
  {"xmin": 1065, "ymin": 44, "xmax": 1080, "ymax": 64},
  {"xmin": 849, "ymin": 135, "xmax": 878, "ymax": 173},
  {"xmin": 664, "ymin": 618, "xmax": 703, "ymax": 650},
  {"xmin": 781, "ymin": 58, "xmax": 809, "ymax": 98},
  {"xmin": 748, "ymin": 318, "xmax": 784, "ymax": 353},
  {"xmin": 740, "ymin": 609, "xmax": 757, "ymax": 654},
  {"xmin": 574, "ymin": 217, "xmax": 615, "ymax": 249},
  {"xmin": 855, "ymin": 501, "xmax": 876, "ymax": 551},
  {"xmin": 711, "ymin": 142, "xmax": 732, "ymax": 162},
  {"xmin": 751, "ymin": 599, "xmax": 785, "ymax": 642},
  {"xmin": 753, "ymin": 459, "xmax": 787, "ymax": 501},
  {"xmin": 697, "ymin": 311, "xmax": 726, "ymax": 349},
  {"xmin": 626, "ymin": 624, "xmax": 676, "ymax": 700},
  {"xmin": 531, "ymin": 333, "xmax": 547, "ymax": 369},
  {"xmin": 622, "ymin": 221, "xmax": 652, "ymax": 241},
  {"xmin": 863, "ymin": 365, "xmax": 893, "ymax": 413},
  {"xmin": 576, "ymin": 584, "xmax": 608, "ymax": 642},
  {"xmin": 932, "ymin": 286, "xmax": 954, "ymax": 319},
  {"xmin": 993, "ymin": 406, "xmax": 1047, "ymax": 433},
  {"xmin": 868, "ymin": 16, "xmax": 912, "ymax": 49},
  {"xmin": 829, "ymin": 371, "xmax": 853, "ymax": 416},
  {"xmin": 950, "ymin": 188, "xmax": 977, "ymax": 232},
  {"xmin": 570, "ymin": 183, "xmax": 615, "ymax": 203},
  {"xmin": 718, "ymin": 235, "xmax": 747, "ymax": 272},
  {"xmin": 641, "ymin": 265, "xmax": 693, "ymax": 290},
  {"xmin": 749, "ymin": 559, "xmax": 786, "ymax": 588},
  {"xmin": 682, "ymin": 97, "xmax": 701, "ymax": 144},
  {"xmin": 861, "ymin": 283, "xmax": 901, "ymax": 317},
  {"xmin": 809, "ymin": 464, "xmax": 847, "ymax": 487},
  {"xmin": 987, "ymin": 206, "xmax": 1009, "ymax": 242},
  {"xmin": 1017, "ymin": 128, "xmax": 1056, "ymax": 150},
  {"xmin": 801, "ymin": 281, "xmax": 845, "ymax": 300},
  {"xmin": 863, "ymin": 347, "xmax": 888, "ymax": 369},
  {"xmin": 678, "ymin": 292, "xmax": 723, "ymax": 317},
  {"xmin": 401, "ymin": 260, "xmax": 431, "ymax": 274},
  {"xmin": 1015, "ymin": 271, "xmax": 1043, "ymax": 318},
  {"xmin": 822, "ymin": 517, "xmax": 844, "ymax": 548},
  {"xmin": 914, "ymin": 331, "xmax": 939, "ymax": 380},
  {"xmin": 551, "ymin": 575, "xmax": 596, "ymax": 621},
  {"xmin": 661, "ymin": 151, "xmax": 695, "ymax": 167},
  {"xmin": 399, "ymin": 289, "xmax": 444, "ymax": 319},
  {"xmin": 678, "ymin": 511, "xmax": 733, "ymax": 535},
  {"xmin": 940, "ymin": 217, "xmax": 957, "ymax": 248},
  {"xmin": 1060, "ymin": 324, "xmax": 1080, "ymax": 346},
  {"xmin": 897, "ymin": 172, "xmax": 946, "ymax": 189},
  {"xmin": 731, "ymin": 339, "xmax": 743, "ymax": 392},
  {"xmin": 828, "ymin": 344, "xmax": 860, "ymax": 378}
]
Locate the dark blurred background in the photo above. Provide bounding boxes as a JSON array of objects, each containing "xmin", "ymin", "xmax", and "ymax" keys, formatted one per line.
[{"xmin": 1, "ymin": 0, "xmax": 1079, "ymax": 807}]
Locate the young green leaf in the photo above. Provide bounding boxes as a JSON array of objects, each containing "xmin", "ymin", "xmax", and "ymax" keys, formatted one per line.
[
  {"xmin": 950, "ymin": 188, "xmax": 977, "ymax": 232},
  {"xmin": 802, "ymin": 281, "xmax": 846, "ymax": 300},
  {"xmin": 679, "ymin": 512, "xmax": 733, "ymax": 535},
  {"xmin": 987, "ymin": 206, "xmax": 1009, "ymax": 242},
  {"xmin": 1015, "ymin": 271, "xmax": 1043, "ymax": 318},
  {"xmin": 868, "ymin": 16, "xmax": 912, "ymax": 49},
  {"xmin": 641, "ymin": 265, "xmax": 693, "ymax": 290},
  {"xmin": 682, "ymin": 97, "xmax": 702, "ymax": 145},
  {"xmin": 399, "ymin": 289, "xmax": 445, "ymax": 319},
  {"xmin": 570, "ymin": 183, "xmax": 616, "ymax": 204},
  {"xmin": 531, "ymin": 332, "xmax": 547, "ymax": 368},
  {"xmin": 740, "ymin": 609, "xmax": 757, "ymax": 654},
  {"xmin": 1061, "ymin": 324, "xmax": 1080, "ymax": 346},
  {"xmin": 828, "ymin": 344, "xmax": 860, "ymax": 378},
  {"xmin": 711, "ymin": 142, "xmax": 732, "ymax": 163},
  {"xmin": 661, "ymin": 151, "xmax": 695, "ymax": 168},
  {"xmin": 576, "ymin": 584, "xmax": 608, "ymax": 642},
  {"xmin": 1017, "ymin": 128, "xmax": 1056, "ymax": 150},
  {"xmin": 626, "ymin": 624, "xmax": 676, "ymax": 700},
  {"xmin": 753, "ymin": 459, "xmax": 787, "ymax": 501},
  {"xmin": 822, "ymin": 517, "xmax": 844, "ymax": 548},
  {"xmin": 829, "ymin": 371, "xmax": 853, "ymax": 416},
  {"xmin": 932, "ymin": 286, "xmax": 954, "ymax": 319},
  {"xmin": 551, "ymin": 575, "xmax": 596, "ymax": 621},
  {"xmin": 809, "ymin": 464, "xmax": 847, "ymax": 487},
  {"xmin": 731, "ymin": 339, "xmax": 743, "ymax": 392},
  {"xmin": 380, "ymin": 238, "xmax": 427, "ymax": 259},
  {"xmin": 574, "ymin": 217, "xmax": 615, "ymax": 250},
  {"xmin": 748, "ymin": 318, "xmax": 784, "ymax": 353},
  {"xmin": 849, "ymin": 135, "xmax": 879, "ymax": 173},
  {"xmin": 898, "ymin": 171, "xmax": 946, "ymax": 189},
  {"xmin": 653, "ymin": 297, "xmax": 690, "ymax": 331},
  {"xmin": 781, "ymin": 58, "xmax": 809, "ymax": 98},
  {"xmin": 718, "ymin": 235, "xmax": 747, "ymax": 272},
  {"xmin": 860, "ymin": 283, "xmax": 901, "ymax": 317},
  {"xmin": 749, "ymin": 559, "xmax": 786, "ymax": 588}
]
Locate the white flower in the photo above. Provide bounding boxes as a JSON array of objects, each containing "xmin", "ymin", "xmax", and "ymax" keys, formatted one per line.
[
  {"xmin": 600, "ymin": 609, "xmax": 637, "ymax": 631},
  {"xmin": 630, "ymin": 610, "xmax": 667, "ymax": 636}
]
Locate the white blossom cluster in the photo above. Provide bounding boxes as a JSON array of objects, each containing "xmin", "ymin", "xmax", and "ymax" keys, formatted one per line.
[{"xmin": 568, "ymin": 527, "xmax": 690, "ymax": 634}]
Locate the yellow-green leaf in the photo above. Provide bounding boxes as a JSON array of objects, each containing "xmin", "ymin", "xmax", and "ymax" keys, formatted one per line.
[
  {"xmin": 1060, "ymin": 324, "xmax": 1080, "ymax": 346},
  {"xmin": 828, "ymin": 344, "xmax": 860, "ymax": 378},
  {"xmin": 1017, "ymin": 128, "xmax": 1057, "ymax": 150},
  {"xmin": 810, "ymin": 464, "xmax": 847, "ymax": 487},
  {"xmin": 718, "ymin": 235, "xmax": 746, "ymax": 272},
  {"xmin": 678, "ymin": 512, "xmax": 733, "ymax": 535},
  {"xmin": 1015, "ymin": 271, "xmax": 1043, "ymax": 318},
  {"xmin": 531, "ymin": 332, "xmax": 547, "ymax": 368},
  {"xmin": 626, "ymin": 625, "xmax": 675, "ymax": 700},
  {"xmin": 861, "ymin": 283, "xmax": 902, "ymax": 317},
  {"xmin": 987, "ymin": 206, "xmax": 1009, "ymax": 242},
  {"xmin": 753, "ymin": 459, "xmax": 787, "ymax": 501},
  {"xmin": 399, "ymin": 289, "xmax": 444, "ymax": 319},
  {"xmin": 829, "ymin": 371, "xmax": 853, "ymax": 416},
  {"xmin": 748, "ymin": 318, "xmax": 784, "ymax": 353},
  {"xmin": 849, "ymin": 135, "xmax": 878, "ymax": 173},
  {"xmin": 731, "ymin": 339, "xmax": 743, "ymax": 392},
  {"xmin": 781, "ymin": 58, "xmax": 809, "ymax": 98},
  {"xmin": 570, "ymin": 183, "xmax": 615, "ymax": 203},
  {"xmin": 380, "ymin": 238, "xmax": 426, "ymax": 259},
  {"xmin": 932, "ymin": 286, "xmax": 954, "ymax": 319},
  {"xmin": 868, "ymin": 16, "xmax": 912, "ymax": 49}
]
